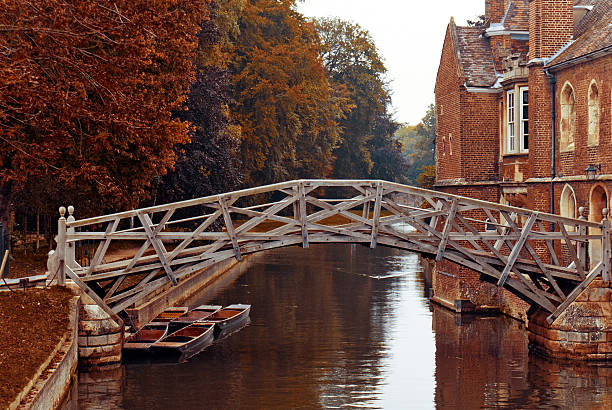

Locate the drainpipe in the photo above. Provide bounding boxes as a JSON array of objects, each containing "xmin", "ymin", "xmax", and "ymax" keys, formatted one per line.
[{"xmin": 546, "ymin": 70, "xmax": 557, "ymax": 222}]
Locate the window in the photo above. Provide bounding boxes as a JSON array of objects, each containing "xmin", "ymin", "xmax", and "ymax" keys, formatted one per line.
[
  {"xmin": 505, "ymin": 87, "xmax": 528, "ymax": 154},
  {"xmin": 560, "ymin": 82, "xmax": 576, "ymax": 151},
  {"xmin": 520, "ymin": 87, "xmax": 528, "ymax": 152},
  {"xmin": 560, "ymin": 184, "xmax": 576, "ymax": 231},
  {"xmin": 588, "ymin": 80, "xmax": 600, "ymax": 146},
  {"xmin": 506, "ymin": 90, "xmax": 515, "ymax": 153}
]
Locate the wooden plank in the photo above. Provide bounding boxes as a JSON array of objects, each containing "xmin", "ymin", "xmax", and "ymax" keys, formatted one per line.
[
  {"xmin": 370, "ymin": 183, "xmax": 383, "ymax": 248},
  {"xmin": 537, "ymin": 220, "xmax": 560, "ymax": 266},
  {"xmin": 298, "ymin": 182, "xmax": 309, "ymax": 248},
  {"xmin": 220, "ymin": 198, "xmax": 241, "ymax": 261},
  {"xmin": 546, "ymin": 262, "xmax": 602, "ymax": 324},
  {"xmin": 497, "ymin": 213, "xmax": 537, "ymax": 287},
  {"xmin": 436, "ymin": 199, "xmax": 458, "ymax": 261},
  {"xmin": 601, "ymin": 218, "xmax": 611, "ymax": 282},
  {"xmin": 559, "ymin": 222, "xmax": 585, "ymax": 278},
  {"xmin": 137, "ymin": 212, "xmax": 177, "ymax": 286},
  {"xmin": 85, "ymin": 218, "xmax": 120, "ymax": 276},
  {"xmin": 65, "ymin": 266, "xmax": 123, "ymax": 327},
  {"xmin": 167, "ymin": 210, "xmax": 223, "ymax": 262}
]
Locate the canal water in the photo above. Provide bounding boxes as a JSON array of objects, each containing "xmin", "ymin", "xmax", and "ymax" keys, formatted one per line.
[{"xmin": 76, "ymin": 244, "xmax": 612, "ymax": 409}]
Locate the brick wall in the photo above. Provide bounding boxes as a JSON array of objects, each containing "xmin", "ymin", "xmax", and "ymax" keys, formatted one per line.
[
  {"xmin": 528, "ymin": 0, "xmax": 573, "ymax": 60},
  {"xmin": 528, "ymin": 64, "xmax": 553, "ymax": 179},
  {"xmin": 460, "ymin": 91, "xmax": 500, "ymax": 182},
  {"xmin": 435, "ymin": 24, "xmax": 464, "ymax": 182},
  {"xmin": 486, "ymin": 0, "xmax": 509, "ymax": 24},
  {"xmin": 551, "ymin": 55, "xmax": 612, "ymax": 177}
]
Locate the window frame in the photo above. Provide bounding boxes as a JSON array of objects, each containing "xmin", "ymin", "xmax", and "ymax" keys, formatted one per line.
[
  {"xmin": 519, "ymin": 86, "xmax": 528, "ymax": 153},
  {"xmin": 506, "ymin": 89, "xmax": 516, "ymax": 154}
]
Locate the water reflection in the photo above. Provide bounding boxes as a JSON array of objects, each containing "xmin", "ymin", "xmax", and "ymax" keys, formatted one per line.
[{"xmin": 72, "ymin": 244, "xmax": 612, "ymax": 409}]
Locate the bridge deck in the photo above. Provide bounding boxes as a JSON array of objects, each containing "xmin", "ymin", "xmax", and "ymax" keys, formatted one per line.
[{"xmin": 48, "ymin": 180, "xmax": 611, "ymax": 326}]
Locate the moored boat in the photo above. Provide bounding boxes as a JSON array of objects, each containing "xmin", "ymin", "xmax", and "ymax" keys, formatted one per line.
[
  {"xmin": 167, "ymin": 304, "xmax": 222, "ymax": 333},
  {"xmin": 123, "ymin": 323, "xmax": 169, "ymax": 357},
  {"xmin": 150, "ymin": 322, "xmax": 216, "ymax": 359},
  {"xmin": 149, "ymin": 306, "xmax": 189, "ymax": 326},
  {"xmin": 202, "ymin": 304, "xmax": 251, "ymax": 334}
]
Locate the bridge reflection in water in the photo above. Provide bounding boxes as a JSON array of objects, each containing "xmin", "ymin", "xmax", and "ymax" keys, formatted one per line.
[{"xmin": 70, "ymin": 245, "xmax": 612, "ymax": 409}]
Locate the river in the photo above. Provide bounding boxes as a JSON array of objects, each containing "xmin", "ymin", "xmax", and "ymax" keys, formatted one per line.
[{"xmin": 74, "ymin": 244, "xmax": 612, "ymax": 409}]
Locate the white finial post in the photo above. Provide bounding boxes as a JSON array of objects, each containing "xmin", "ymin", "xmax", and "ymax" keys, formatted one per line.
[
  {"xmin": 66, "ymin": 206, "xmax": 76, "ymax": 269},
  {"xmin": 601, "ymin": 208, "xmax": 610, "ymax": 283},
  {"xmin": 57, "ymin": 207, "xmax": 67, "ymax": 286}
]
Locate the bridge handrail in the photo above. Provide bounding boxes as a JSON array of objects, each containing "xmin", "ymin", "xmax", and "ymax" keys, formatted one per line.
[{"xmin": 66, "ymin": 179, "xmax": 603, "ymax": 230}]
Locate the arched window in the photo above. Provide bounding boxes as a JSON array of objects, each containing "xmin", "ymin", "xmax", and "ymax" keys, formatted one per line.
[
  {"xmin": 560, "ymin": 184, "xmax": 576, "ymax": 231},
  {"xmin": 560, "ymin": 82, "xmax": 576, "ymax": 151},
  {"xmin": 589, "ymin": 184, "xmax": 609, "ymax": 263},
  {"xmin": 588, "ymin": 80, "xmax": 600, "ymax": 146}
]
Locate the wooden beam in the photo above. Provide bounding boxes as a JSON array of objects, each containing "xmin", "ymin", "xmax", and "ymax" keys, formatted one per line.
[
  {"xmin": 370, "ymin": 183, "xmax": 383, "ymax": 248},
  {"xmin": 547, "ymin": 262, "xmax": 602, "ymax": 324},
  {"xmin": 65, "ymin": 266, "xmax": 123, "ymax": 327},
  {"xmin": 137, "ymin": 212, "xmax": 177, "ymax": 286},
  {"xmin": 436, "ymin": 199, "xmax": 458, "ymax": 262},
  {"xmin": 497, "ymin": 213, "xmax": 537, "ymax": 287},
  {"xmin": 298, "ymin": 183, "xmax": 309, "ymax": 248},
  {"xmin": 220, "ymin": 198, "xmax": 241, "ymax": 261},
  {"xmin": 85, "ymin": 218, "xmax": 119, "ymax": 276}
]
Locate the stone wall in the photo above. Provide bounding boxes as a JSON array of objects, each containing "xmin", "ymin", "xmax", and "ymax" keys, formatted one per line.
[{"xmin": 528, "ymin": 278, "xmax": 612, "ymax": 360}]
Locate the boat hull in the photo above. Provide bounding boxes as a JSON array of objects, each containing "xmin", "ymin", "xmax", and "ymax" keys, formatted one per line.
[{"xmin": 150, "ymin": 323, "xmax": 216, "ymax": 360}]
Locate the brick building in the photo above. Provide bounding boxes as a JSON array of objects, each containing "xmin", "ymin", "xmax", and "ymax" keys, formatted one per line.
[{"xmin": 433, "ymin": 0, "xmax": 612, "ymax": 320}]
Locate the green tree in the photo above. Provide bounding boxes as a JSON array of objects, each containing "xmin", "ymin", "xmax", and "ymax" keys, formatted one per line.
[{"xmin": 315, "ymin": 18, "xmax": 405, "ymax": 181}]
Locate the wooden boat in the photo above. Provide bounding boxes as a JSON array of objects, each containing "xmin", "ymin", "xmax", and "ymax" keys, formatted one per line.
[
  {"xmin": 201, "ymin": 304, "xmax": 251, "ymax": 333},
  {"xmin": 148, "ymin": 306, "xmax": 189, "ymax": 326},
  {"xmin": 167, "ymin": 304, "xmax": 222, "ymax": 333},
  {"xmin": 123, "ymin": 323, "xmax": 169, "ymax": 356},
  {"xmin": 150, "ymin": 322, "xmax": 216, "ymax": 359}
]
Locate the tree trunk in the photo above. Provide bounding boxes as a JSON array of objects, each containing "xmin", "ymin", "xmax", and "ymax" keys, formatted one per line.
[
  {"xmin": 0, "ymin": 182, "xmax": 11, "ymax": 228},
  {"xmin": 36, "ymin": 209, "xmax": 40, "ymax": 252}
]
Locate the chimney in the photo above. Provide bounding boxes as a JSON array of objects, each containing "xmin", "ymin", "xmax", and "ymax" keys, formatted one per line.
[
  {"xmin": 485, "ymin": 0, "xmax": 508, "ymax": 24},
  {"xmin": 529, "ymin": 0, "xmax": 574, "ymax": 60}
]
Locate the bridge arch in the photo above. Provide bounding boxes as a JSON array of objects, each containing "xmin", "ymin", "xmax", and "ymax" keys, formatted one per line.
[{"xmin": 48, "ymin": 180, "xmax": 609, "ymax": 326}]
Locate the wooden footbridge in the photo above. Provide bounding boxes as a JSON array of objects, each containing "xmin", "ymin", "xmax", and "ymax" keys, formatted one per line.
[{"xmin": 48, "ymin": 180, "xmax": 610, "ymax": 325}]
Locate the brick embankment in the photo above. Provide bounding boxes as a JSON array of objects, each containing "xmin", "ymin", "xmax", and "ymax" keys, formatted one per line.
[{"xmin": 528, "ymin": 278, "xmax": 612, "ymax": 361}]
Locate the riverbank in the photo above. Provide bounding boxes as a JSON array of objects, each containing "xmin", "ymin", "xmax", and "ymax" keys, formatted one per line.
[{"xmin": 0, "ymin": 286, "xmax": 74, "ymax": 408}]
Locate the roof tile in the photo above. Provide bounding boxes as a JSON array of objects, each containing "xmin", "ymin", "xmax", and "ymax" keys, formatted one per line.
[{"xmin": 454, "ymin": 26, "xmax": 498, "ymax": 87}]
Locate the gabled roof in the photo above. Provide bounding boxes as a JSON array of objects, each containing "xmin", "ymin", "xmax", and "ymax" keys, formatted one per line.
[
  {"xmin": 548, "ymin": 0, "xmax": 612, "ymax": 67},
  {"xmin": 454, "ymin": 25, "xmax": 498, "ymax": 88},
  {"xmin": 503, "ymin": 0, "xmax": 529, "ymax": 32}
]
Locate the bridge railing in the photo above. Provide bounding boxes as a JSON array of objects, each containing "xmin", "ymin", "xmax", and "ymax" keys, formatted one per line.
[{"xmin": 48, "ymin": 179, "xmax": 610, "ymax": 324}]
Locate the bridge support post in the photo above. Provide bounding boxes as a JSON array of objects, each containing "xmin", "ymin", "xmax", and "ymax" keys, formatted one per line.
[
  {"xmin": 601, "ymin": 209, "xmax": 610, "ymax": 283},
  {"xmin": 56, "ymin": 207, "xmax": 67, "ymax": 286}
]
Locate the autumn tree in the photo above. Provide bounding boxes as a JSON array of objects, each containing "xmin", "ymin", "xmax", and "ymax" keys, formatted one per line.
[
  {"xmin": 0, "ymin": 0, "xmax": 209, "ymax": 221},
  {"xmin": 156, "ymin": 0, "xmax": 244, "ymax": 204},
  {"xmin": 315, "ymin": 18, "xmax": 405, "ymax": 181},
  {"xmin": 230, "ymin": 0, "xmax": 343, "ymax": 187}
]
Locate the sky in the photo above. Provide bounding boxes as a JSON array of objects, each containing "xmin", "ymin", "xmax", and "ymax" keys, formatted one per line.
[{"xmin": 297, "ymin": 0, "xmax": 484, "ymax": 125}]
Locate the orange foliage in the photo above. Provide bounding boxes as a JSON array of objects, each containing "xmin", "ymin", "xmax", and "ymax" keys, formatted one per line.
[{"xmin": 0, "ymin": 0, "xmax": 209, "ymax": 215}]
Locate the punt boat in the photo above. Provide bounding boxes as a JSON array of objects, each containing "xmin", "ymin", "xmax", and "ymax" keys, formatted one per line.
[
  {"xmin": 148, "ymin": 306, "xmax": 189, "ymax": 326},
  {"xmin": 150, "ymin": 322, "xmax": 216, "ymax": 359},
  {"xmin": 123, "ymin": 323, "xmax": 169, "ymax": 357},
  {"xmin": 201, "ymin": 304, "xmax": 251, "ymax": 334},
  {"xmin": 167, "ymin": 305, "xmax": 222, "ymax": 333}
]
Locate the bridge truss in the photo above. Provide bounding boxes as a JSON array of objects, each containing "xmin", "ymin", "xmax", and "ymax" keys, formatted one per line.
[{"xmin": 49, "ymin": 180, "xmax": 610, "ymax": 325}]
